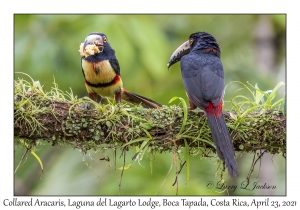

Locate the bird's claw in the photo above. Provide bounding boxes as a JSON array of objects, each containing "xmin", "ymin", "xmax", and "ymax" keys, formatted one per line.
[{"xmin": 79, "ymin": 102, "xmax": 95, "ymax": 110}]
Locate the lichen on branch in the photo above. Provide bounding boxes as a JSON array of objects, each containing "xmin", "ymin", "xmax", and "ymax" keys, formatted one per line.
[{"xmin": 14, "ymin": 78, "xmax": 286, "ymax": 158}]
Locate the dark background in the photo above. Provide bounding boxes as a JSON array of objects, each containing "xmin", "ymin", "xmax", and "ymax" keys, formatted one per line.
[{"xmin": 14, "ymin": 14, "xmax": 286, "ymax": 195}]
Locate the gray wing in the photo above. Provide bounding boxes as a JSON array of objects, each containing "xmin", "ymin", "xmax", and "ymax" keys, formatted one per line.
[{"xmin": 180, "ymin": 53, "xmax": 225, "ymax": 110}]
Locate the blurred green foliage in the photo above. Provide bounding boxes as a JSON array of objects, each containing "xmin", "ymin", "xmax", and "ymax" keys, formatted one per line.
[{"xmin": 14, "ymin": 14, "xmax": 286, "ymax": 195}]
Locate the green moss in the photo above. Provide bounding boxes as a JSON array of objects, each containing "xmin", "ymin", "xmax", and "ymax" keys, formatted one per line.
[{"xmin": 14, "ymin": 76, "xmax": 286, "ymax": 178}]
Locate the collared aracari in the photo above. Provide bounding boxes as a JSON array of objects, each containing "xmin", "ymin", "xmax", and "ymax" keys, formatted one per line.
[
  {"xmin": 79, "ymin": 32, "xmax": 161, "ymax": 109},
  {"xmin": 167, "ymin": 32, "xmax": 238, "ymax": 177}
]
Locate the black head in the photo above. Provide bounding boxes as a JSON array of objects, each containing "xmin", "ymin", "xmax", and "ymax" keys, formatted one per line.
[
  {"xmin": 82, "ymin": 32, "xmax": 115, "ymax": 57},
  {"xmin": 167, "ymin": 32, "xmax": 220, "ymax": 69},
  {"xmin": 188, "ymin": 32, "xmax": 220, "ymax": 53}
]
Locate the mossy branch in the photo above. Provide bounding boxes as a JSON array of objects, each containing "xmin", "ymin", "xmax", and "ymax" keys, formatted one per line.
[{"xmin": 14, "ymin": 79, "xmax": 286, "ymax": 157}]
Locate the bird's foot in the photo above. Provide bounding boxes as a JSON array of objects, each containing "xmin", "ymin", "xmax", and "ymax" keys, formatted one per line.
[
  {"xmin": 79, "ymin": 102, "xmax": 95, "ymax": 110},
  {"xmin": 223, "ymin": 111, "xmax": 238, "ymax": 120}
]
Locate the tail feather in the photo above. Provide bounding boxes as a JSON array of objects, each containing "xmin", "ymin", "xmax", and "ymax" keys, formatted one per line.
[
  {"xmin": 206, "ymin": 113, "xmax": 238, "ymax": 177},
  {"xmin": 121, "ymin": 90, "xmax": 162, "ymax": 109}
]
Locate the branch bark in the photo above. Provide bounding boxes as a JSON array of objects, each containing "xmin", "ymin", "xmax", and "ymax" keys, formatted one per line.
[{"xmin": 14, "ymin": 86, "xmax": 286, "ymax": 157}]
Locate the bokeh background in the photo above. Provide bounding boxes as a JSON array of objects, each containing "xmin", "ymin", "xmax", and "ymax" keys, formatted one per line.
[{"xmin": 14, "ymin": 14, "xmax": 286, "ymax": 195}]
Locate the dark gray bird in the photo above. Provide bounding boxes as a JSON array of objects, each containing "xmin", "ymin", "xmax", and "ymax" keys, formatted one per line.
[{"xmin": 167, "ymin": 32, "xmax": 238, "ymax": 177}]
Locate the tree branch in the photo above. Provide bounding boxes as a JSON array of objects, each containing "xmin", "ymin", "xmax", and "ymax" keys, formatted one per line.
[{"xmin": 14, "ymin": 81, "xmax": 286, "ymax": 158}]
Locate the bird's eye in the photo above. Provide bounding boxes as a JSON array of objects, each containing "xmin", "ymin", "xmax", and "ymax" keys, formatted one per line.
[
  {"xmin": 103, "ymin": 37, "xmax": 107, "ymax": 43},
  {"xmin": 189, "ymin": 39, "xmax": 194, "ymax": 45}
]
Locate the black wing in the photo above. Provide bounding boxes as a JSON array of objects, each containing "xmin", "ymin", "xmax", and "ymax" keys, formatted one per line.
[
  {"xmin": 180, "ymin": 53, "xmax": 224, "ymax": 110},
  {"xmin": 81, "ymin": 58, "xmax": 86, "ymax": 79},
  {"xmin": 109, "ymin": 56, "xmax": 121, "ymax": 75}
]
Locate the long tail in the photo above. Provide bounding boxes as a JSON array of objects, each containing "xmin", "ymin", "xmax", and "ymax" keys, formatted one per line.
[
  {"xmin": 121, "ymin": 90, "xmax": 162, "ymax": 109},
  {"xmin": 206, "ymin": 112, "xmax": 238, "ymax": 178}
]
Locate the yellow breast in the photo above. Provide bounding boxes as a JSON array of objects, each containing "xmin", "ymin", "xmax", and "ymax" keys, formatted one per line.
[
  {"xmin": 82, "ymin": 59, "xmax": 117, "ymax": 84},
  {"xmin": 85, "ymin": 81, "xmax": 123, "ymax": 98},
  {"xmin": 82, "ymin": 59, "xmax": 123, "ymax": 98}
]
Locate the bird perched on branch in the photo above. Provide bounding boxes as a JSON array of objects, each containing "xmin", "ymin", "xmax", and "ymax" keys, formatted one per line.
[
  {"xmin": 167, "ymin": 32, "xmax": 238, "ymax": 177},
  {"xmin": 79, "ymin": 32, "xmax": 161, "ymax": 109}
]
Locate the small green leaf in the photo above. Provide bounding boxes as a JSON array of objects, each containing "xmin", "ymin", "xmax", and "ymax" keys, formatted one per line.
[
  {"xmin": 119, "ymin": 163, "xmax": 133, "ymax": 170},
  {"xmin": 168, "ymin": 96, "xmax": 188, "ymax": 135},
  {"xmin": 269, "ymin": 82, "xmax": 285, "ymax": 101},
  {"xmin": 122, "ymin": 137, "xmax": 151, "ymax": 148},
  {"xmin": 139, "ymin": 122, "xmax": 152, "ymax": 130},
  {"xmin": 106, "ymin": 121, "xmax": 112, "ymax": 127},
  {"xmin": 19, "ymin": 139, "xmax": 44, "ymax": 174}
]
